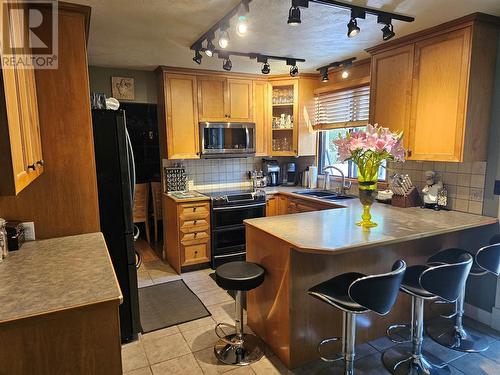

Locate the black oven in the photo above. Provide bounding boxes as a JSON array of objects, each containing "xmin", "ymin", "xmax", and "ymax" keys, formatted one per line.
[{"xmin": 209, "ymin": 192, "xmax": 266, "ymax": 268}]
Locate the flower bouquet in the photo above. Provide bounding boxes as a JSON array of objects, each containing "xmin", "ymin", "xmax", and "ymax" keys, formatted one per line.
[{"xmin": 332, "ymin": 124, "xmax": 405, "ymax": 228}]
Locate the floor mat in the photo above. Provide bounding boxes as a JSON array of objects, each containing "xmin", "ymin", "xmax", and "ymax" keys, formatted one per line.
[{"xmin": 139, "ymin": 280, "xmax": 210, "ymax": 333}]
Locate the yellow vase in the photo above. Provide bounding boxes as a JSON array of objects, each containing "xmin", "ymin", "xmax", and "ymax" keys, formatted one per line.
[{"xmin": 356, "ymin": 168, "xmax": 379, "ymax": 228}]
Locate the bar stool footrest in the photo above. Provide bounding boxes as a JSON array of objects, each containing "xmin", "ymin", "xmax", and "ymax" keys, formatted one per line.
[
  {"xmin": 318, "ymin": 336, "xmax": 344, "ymax": 363},
  {"xmin": 431, "ymin": 299, "xmax": 457, "ymax": 319},
  {"xmin": 386, "ymin": 324, "xmax": 411, "ymax": 344},
  {"xmin": 215, "ymin": 322, "xmax": 243, "ymax": 346}
]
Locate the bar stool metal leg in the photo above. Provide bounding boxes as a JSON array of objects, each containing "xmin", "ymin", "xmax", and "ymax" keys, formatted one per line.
[
  {"xmin": 382, "ymin": 296, "xmax": 451, "ymax": 375},
  {"xmin": 344, "ymin": 312, "xmax": 356, "ymax": 375},
  {"xmin": 427, "ymin": 285, "xmax": 489, "ymax": 352},
  {"xmin": 214, "ymin": 290, "xmax": 264, "ymax": 366}
]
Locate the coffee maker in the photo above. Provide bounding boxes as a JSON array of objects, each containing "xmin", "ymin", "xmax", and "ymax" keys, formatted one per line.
[
  {"xmin": 282, "ymin": 162, "xmax": 297, "ymax": 186},
  {"xmin": 262, "ymin": 159, "xmax": 280, "ymax": 186}
]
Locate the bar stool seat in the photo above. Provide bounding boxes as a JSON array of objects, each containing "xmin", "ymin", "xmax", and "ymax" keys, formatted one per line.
[
  {"xmin": 399, "ymin": 265, "xmax": 436, "ymax": 298},
  {"xmin": 309, "ymin": 261, "xmax": 406, "ymax": 375},
  {"xmin": 308, "ymin": 272, "xmax": 369, "ymax": 313},
  {"xmin": 213, "ymin": 261, "xmax": 265, "ymax": 366},
  {"xmin": 215, "ymin": 261, "xmax": 265, "ymax": 291}
]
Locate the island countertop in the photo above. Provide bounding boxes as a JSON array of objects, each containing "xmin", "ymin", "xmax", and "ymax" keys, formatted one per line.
[
  {"xmin": 244, "ymin": 193, "xmax": 498, "ymax": 254},
  {"xmin": 0, "ymin": 232, "xmax": 122, "ymax": 324}
]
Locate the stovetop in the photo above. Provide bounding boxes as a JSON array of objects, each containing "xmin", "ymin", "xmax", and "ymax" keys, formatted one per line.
[
  {"xmin": 201, "ymin": 188, "xmax": 255, "ymax": 198},
  {"xmin": 198, "ymin": 188, "xmax": 266, "ymax": 207}
]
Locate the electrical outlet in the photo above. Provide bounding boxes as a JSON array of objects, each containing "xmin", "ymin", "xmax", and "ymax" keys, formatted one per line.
[{"xmin": 22, "ymin": 222, "xmax": 35, "ymax": 241}]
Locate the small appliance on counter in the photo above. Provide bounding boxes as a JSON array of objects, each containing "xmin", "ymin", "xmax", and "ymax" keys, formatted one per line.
[
  {"xmin": 308, "ymin": 166, "xmax": 318, "ymax": 189},
  {"xmin": 164, "ymin": 165, "xmax": 188, "ymax": 192},
  {"xmin": 263, "ymin": 159, "xmax": 280, "ymax": 186},
  {"xmin": 0, "ymin": 218, "xmax": 7, "ymax": 262},
  {"xmin": 389, "ymin": 174, "xmax": 422, "ymax": 208},
  {"xmin": 5, "ymin": 221, "xmax": 25, "ymax": 251},
  {"xmin": 248, "ymin": 170, "xmax": 267, "ymax": 189},
  {"xmin": 282, "ymin": 162, "xmax": 297, "ymax": 186},
  {"xmin": 421, "ymin": 170, "xmax": 448, "ymax": 210}
]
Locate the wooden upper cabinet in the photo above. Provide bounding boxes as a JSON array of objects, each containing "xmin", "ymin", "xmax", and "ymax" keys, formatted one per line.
[
  {"xmin": 197, "ymin": 76, "xmax": 253, "ymax": 122},
  {"xmin": 370, "ymin": 44, "xmax": 414, "ymax": 149},
  {"xmin": 227, "ymin": 78, "xmax": 253, "ymax": 121},
  {"xmin": 253, "ymin": 81, "xmax": 270, "ymax": 156},
  {"xmin": 409, "ymin": 28, "xmax": 471, "ymax": 161},
  {"xmin": 368, "ymin": 15, "xmax": 498, "ymax": 162},
  {"xmin": 197, "ymin": 76, "xmax": 227, "ymax": 121},
  {"xmin": 0, "ymin": 2, "xmax": 43, "ymax": 195},
  {"xmin": 163, "ymin": 73, "xmax": 200, "ymax": 159}
]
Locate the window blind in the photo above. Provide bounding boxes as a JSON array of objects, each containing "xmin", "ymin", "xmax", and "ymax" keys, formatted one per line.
[{"xmin": 314, "ymin": 85, "xmax": 370, "ymax": 130}]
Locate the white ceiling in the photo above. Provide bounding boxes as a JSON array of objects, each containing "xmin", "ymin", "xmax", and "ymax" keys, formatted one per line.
[{"xmin": 69, "ymin": 0, "xmax": 500, "ymax": 74}]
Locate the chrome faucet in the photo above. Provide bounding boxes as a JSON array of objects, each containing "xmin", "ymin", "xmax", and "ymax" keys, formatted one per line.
[{"xmin": 323, "ymin": 165, "xmax": 352, "ymax": 195}]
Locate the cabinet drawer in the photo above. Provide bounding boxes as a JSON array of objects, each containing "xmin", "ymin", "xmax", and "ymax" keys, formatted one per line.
[
  {"xmin": 181, "ymin": 231, "xmax": 209, "ymax": 245},
  {"xmin": 179, "ymin": 203, "xmax": 210, "ymax": 220},
  {"xmin": 180, "ymin": 219, "xmax": 209, "ymax": 233},
  {"xmin": 183, "ymin": 242, "xmax": 210, "ymax": 265}
]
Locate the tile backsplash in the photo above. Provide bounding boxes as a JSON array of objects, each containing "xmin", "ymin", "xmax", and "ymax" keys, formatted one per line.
[
  {"xmin": 388, "ymin": 160, "xmax": 487, "ymax": 215},
  {"xmin": 163, "ymin": 157, "xmax": 262, "ymax": 191}
]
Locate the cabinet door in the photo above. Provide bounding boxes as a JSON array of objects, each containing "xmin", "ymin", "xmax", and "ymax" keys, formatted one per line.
[
  {"xmin": 266, "ymin": 197, "xmax": 276, "ymax": 216},
  {"xmin": 197, "ymin": 76, "xmax": 227, "ymax": 121},
  {"xmin": 276, "ymin": 195, "xmax": 289, "ymax": 215},
  {"xmin": 253, "ymin": 81, "xmax": 270, "ymax": 156},
  {"xmin": 409, "ymin": 28, "xmax": 471, "ymax": 161},
  {"xmin": 165, "ymin": 73, "xmax": 200, "ymax": 159},
  {"xmin": 227, "ymin": 78, "xmax": 253, "ymax": 121},
  {"xmin": 370, "ymin": 44, "xmax": 414, "ymax": 150}
]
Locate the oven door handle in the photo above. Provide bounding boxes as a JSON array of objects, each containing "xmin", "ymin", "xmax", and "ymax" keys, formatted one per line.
[
  {"xmin": 214, "ymin": 251, "xmax": 247, "ymax": 259},
  {"xmin": 212, "ymin": 202, "xmax": 266, "ymax": 211}
]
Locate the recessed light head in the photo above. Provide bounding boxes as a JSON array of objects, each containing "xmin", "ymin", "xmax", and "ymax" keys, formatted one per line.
[
  {"xmin": 347, "ymin": 18, "xmax": 360, "ymax": 38},
  {"xmin": 223, "ymin": 58, "xmax": 232, "ymax": 71},
  {"xmin": 237, "ymin": 15, "xmax": 248, "ymax": 36},
  {"xmin": 381, "ymin": 22, "xmax": 395, "ymax": 41},
  {"xmin": 287, "ymin": 6, "xmax": 301, "ymax": 26},
  {"xmin": 320, "ymin": 67, "xmax": 329, "ymax": 82},
  {"xmin": 261, "ymin": 62, "xmax": 270, "ymax": 75},
  {"xmin": 192, "ymin": 50, "xmax": 202, "ymax": 65},
  {"xmin": 341, "ymin": 70, "xmax": 349, "ymax": 79},
  {"xmin": 218, "ymin": 30, "xmax": 229, "ymax": 49},
  {"xmin": 205, "ymin": 39, "xmax": 215, "ymax": 57}
]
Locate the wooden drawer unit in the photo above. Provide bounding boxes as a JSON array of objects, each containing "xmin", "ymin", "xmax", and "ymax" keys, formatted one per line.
[{"xmin": 164, "ymin": 196, "xmax": 211, "ymax": 273}]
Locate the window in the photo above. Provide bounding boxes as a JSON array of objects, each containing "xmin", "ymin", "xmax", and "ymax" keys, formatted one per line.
[{"xmin": 315, "ymin": 85, "xmax": 386, "ymax": 181}]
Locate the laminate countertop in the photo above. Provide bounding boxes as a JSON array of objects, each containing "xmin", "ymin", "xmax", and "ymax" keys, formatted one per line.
[
  {"xmin": 245, "ymin": 192, "xmax": 498, "ymax": 255},
  {"xmin": 0, "ymin": 232, "xmax": 122, "ymax": 324}
]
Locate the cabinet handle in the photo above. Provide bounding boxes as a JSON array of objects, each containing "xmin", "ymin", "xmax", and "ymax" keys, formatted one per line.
[
  {"xmin": 193, "ymin": 220, "xmax": 197, "ymax": 225},
  {"xmin": 194, "ymin": 232, "xmax": 197, "ymax": 238},
  {"xmin": 36, "ymin": 160, "xmax": 44, "ymax": 166},
  {"xmin": 27, "ymin": 163, "xmax": 36, "ymax": 171},
  {"xmin": 407, "ymin": 149, "xmax": 412, "ymax": 157},
  {"xmin": 193, "ymin": 207, "xmax": 197, "ymax": 212}
]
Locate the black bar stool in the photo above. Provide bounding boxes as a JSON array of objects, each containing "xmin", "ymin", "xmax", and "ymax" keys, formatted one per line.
[
  {"xmin": 382, "ymin": 253, "xmax": 472, "ymax": 375},
  {"xmin": 213, "ymin": 261, "xmax": 265, "ymax": 366},
  {"xmin": 308, "ymin": 260, "xmax": 406, "ymax": 375},
  {"xmin": 426, "ymin": 238, "xmax": 500, "ymax": 352}
]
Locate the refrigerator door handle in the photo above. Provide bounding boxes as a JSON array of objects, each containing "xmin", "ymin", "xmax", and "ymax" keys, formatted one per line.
[{"xmin": 125, "ymin": 125, "xmax": 136, "ymax": 201}]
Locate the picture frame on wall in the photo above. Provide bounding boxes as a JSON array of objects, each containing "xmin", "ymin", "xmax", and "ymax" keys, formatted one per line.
[{"xmin": 111, "ymin": 76, "xmax": 135, "ymax": 100}]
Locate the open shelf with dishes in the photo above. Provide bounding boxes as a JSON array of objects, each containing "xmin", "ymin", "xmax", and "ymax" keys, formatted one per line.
[{"xmin": 271, "ymin": 84, "xmax": 296, "ymax": 155}]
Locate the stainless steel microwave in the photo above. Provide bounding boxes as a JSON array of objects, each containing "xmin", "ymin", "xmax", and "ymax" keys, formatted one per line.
[{"xmin": 199, "ymin": 122, "xmax": 256, "ymax": 157}]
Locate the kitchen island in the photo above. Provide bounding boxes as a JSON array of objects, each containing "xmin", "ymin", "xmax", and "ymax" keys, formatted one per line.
[
  {"xmin": 244, "ymin": 194, "xmax": 498, "ymax": 369},
  {"xmin": 0, "ymin": 233, "xmax": 123, "ymax": 375}
]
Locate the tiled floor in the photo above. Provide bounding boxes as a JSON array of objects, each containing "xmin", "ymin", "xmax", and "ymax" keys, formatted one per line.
[{"xmin": 124, "ymin": 267, "xmax": 500, "ymax": 375}]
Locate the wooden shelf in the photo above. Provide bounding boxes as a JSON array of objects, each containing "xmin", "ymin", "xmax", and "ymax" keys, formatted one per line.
[
  {"xmin": 272, "ymin": 127, "xmax": 294, "ymax": 131},
  {"xmin": 272, "ymin": 103, "xmax": 294, "ymax": 107},
  {"xmin": 270, "ymin": 150, "xmax": 295, "ymax": 156}
]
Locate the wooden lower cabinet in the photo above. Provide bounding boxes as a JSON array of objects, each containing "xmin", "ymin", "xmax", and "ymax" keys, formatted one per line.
[
  {"xmin": 266, "ymin": 196, "xmax": 277, "ymax": 216},
  {"xmin": 164, "ymin": 197, "xmax": 211, "ymax": 273},
  {"xmin": 273, "ymin": 194, "xmax": 333, "ymax": 215}
]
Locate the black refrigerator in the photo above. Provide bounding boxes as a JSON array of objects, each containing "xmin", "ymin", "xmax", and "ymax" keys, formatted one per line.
[{"xmin": 92, "ymin": 109, "xmax": 141, "ymax": 342}]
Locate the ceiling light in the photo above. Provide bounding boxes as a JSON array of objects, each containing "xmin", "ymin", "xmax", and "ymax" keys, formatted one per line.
[
  {"xmin": 205, "ymin": 38, "xmax": 215, "ymax": 57},
  {"xmin": 237, "ymin": 15, "xmax": 248, "ymax": 36},
  {"xmin": 381, "ymin": 22, "xmax": 395, "ymax": 41},
  {"xmin": 192, "ymin": 50, "xmax": 202, "ymax": 65},
  {"xmin": 290, "ymin": 65, "xmax": 299, "ymax": 77},
  {"xmin": 287, "ymin": 6, "xmax": 301, "ymax": 26},
  {"xmin": 223, "ymin": 58, "xmax": 232, "ymax": 71},
  {"xmin": 347, "ymin": 18, "xmax": 360, "ymax": 38},
  {"xmin": 341, "ymin": 70, "xmax": 349, "ymax": 79},
  {"xmin": 218, "ymin": 30, "xmax": 229, "ymax": 48},
  {"xmin": 320, "ymin": 67, "xmax": 329, "ymax": 82},
  {"xmin": 261, "ymin": 62, "xmax": 270, "ymax": 75}
]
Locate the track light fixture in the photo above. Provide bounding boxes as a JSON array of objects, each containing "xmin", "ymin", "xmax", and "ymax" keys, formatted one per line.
[
  {"xmin": 286, "ymin": 59, "xmax": 299, "ymax": 77},
  {"xmin": 205, "ymin": 35, "xmax": 215, "ymax": 57},
  {"xmin": 257, "ymin": 55, "xmax": 270, "ymax": 74},
  {"xmin": 192, "ymin": 49, "xmax": 202, "ymax": 65},
  {"xmin": 341, "ymin": 70, "xmax": 349, "ymax": 79},
  {"xmin": 381, "ymin": 22, "xmax": 395, "ymax": 41},
  {"xmin": 218, "ymin": 21, "xmax": 230, "ymax": 48},
  {"xmin": 237, "ymin": 15, "xmax": 248, "ymax": 36},
  {"xmin": 223, "ymin": 57, "xmax": 233, "ymax": 71},
  {"xmin": 287, "ymin": 6, "xmax": 301, "ymax": 25},
  {"xmin": 346, "ymin": 18, "xmax": 359, "ymax": 38},
  {"xmin": 320, "ymin": 67, "xmax": 329, "ymax": 82}
]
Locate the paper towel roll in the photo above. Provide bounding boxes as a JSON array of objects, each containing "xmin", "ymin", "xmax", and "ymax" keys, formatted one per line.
[{"xmin": 308, "ymin": 166, "xmax": 318, "ymax": 188}]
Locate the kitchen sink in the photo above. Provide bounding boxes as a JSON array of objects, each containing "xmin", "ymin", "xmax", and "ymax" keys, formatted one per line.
[{"xmin": 293, "ymin": 190, "xmax": 356, "ymax": 201}]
